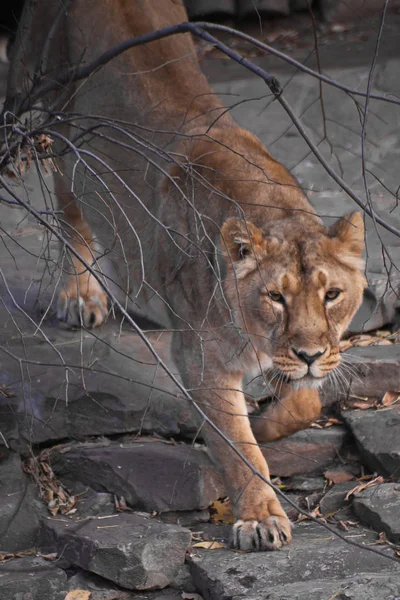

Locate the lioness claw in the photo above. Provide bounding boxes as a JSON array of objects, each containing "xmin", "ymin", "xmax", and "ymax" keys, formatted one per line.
[
  {"xmin": 231, "ymin": 516, "xmax": 292, "ymax": 551},
  {"xmin": 57, "ymin": 291, "xmax": 107, "ymax": 328}
]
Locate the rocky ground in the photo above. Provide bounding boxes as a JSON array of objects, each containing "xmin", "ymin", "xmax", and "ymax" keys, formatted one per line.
[{"xmin": 1, "ymin": 9, "xmax": 400, "ymax": 600}]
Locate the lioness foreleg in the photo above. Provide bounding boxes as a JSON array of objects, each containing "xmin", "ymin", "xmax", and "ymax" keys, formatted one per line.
[
  {"xmin": 179, "ymin": 362, "xmax": 292, "ymax": 551},
  {"xmin": 252, "ymin": 385, "xmax": 322, "ymax": 443},
  {"xmin": 56, "ymin": 178, "xmax": 108, "ymax": 328}
]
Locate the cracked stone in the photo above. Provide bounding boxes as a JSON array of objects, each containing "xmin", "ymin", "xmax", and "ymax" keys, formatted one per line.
[
  {"xmin": 342, "ymin": 406, "xmax": 400, "ymax": 477},
  {"xmin": 188, "ymin": 522, "xmax": 400, "ymax": 600},
  {"xmin": 0, "ymin": 327, "xmax": 199, "ymax": 452},
  {"xmin": 338, "ymin": 346, "xmax": 400, "ymax": 402},
  {"xmin": 261, "ymin": 426, "xmax": 348, "ymax": 477},
  {"xmin": 353, "ymin": 483, "xmax": 400, "ymax": 543},
  {"xmin": 40, "ymin": 513, "xmax": 191, "ymax": 590},
  {"xmin": 0, "ymin": 557, "xmax": 67, "ymax": 600},
  {"xmin": 50, "ymin": 439, "xmax": 225, "ymax": 512}
]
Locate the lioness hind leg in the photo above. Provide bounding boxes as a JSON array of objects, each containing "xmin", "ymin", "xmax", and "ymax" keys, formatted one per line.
[
  {"xmin": 252, "ymin": 385, "xmax": 322, "ymax": 443},
  {"xmin": 56, "ymin": 184, "xmax": 108, "ymax": 328}
]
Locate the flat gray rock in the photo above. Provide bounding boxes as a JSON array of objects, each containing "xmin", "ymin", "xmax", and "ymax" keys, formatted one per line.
[
  {"xmin": 40, "ymin": 513, "xmax": 191, "ymax": 590},
  {"xmin": 0, "ymin": 313, "xmax": 200, "ymax": 452},
  {"xmin": 320, "ymin": 482, "xmax": 356, "ymax": 516},
  {"xmin": 342, "ymin": 407, "xmax": 400, "ymax": 477},
  {"xmin": 261, "ymin": 426, "xmax": 348, "ymax": 477},
  {"xmin": 0, "ymin": 450, "xmax": 45, "ymax": 552},
  {"xmin": 227, "ymin": 575, "xmax": 400, "ymax": 600},
  {"xmin": 188, "ymin": 522, "xmax": 400, "ymax": 600},
  {"xmin": 51, "ymin": 439, "xmax": 225, "ymax": 512},
  {"xmin": 0, "ymin": 557, "xmax": 67, "ymax": 600},
  {"xmin": 353, "ymin": 483, "xmax": 400, "ymax": 543},
  {"xmin": 339, "ymin": 346, "xmax": 400, "ymax": 402}
]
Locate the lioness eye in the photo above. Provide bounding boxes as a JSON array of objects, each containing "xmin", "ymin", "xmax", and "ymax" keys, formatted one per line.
[
  {"xmin": 325, "ymin": 288, "xmax": 341, "ymax": 302},
  {"xmin": 268, "ymin": 291, "xmax": 284, "ymax": 304}
]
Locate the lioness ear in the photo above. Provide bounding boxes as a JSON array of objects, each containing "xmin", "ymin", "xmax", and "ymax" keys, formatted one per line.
[
  {"xmin": 329, "ymin": 212, "xmax": 365, "ymax": 269},
  {"xmin": 221, "ymin": 218, "xmax": 268, "ymax": 262}
]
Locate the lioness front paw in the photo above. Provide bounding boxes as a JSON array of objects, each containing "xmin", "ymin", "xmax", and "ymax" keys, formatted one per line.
[
  {"xmin": 57, "ymin": 285, "xmax": 108, "ymax": 328},
  {"xmin": 230, "ymin": 515, "xmax": 292, "ymax": 551}
]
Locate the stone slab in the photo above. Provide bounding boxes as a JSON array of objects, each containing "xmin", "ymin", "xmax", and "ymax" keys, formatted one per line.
[
  {"xmin": 0, "ymin": 316, "xmax": 200, "ymax": 452},
  {"xmin": 320, "ymin": 481, "xmax": 356, "ymax": 516},
  {"xmin": 342, "ymin": 407, "xmax": 400, "ymax": 477},
  {"xmin": 40, "ymin": 513, "xmax": 191, "ymax": 590},
  {"xmin": 262, "ymin": 426, "xmax": 348, "ymax": 477},
  {"xmin": 51, "ymin": 440, "xmax": 225, "ymax": 512},
  {"xmin": 353, "ymin": 483, "xmax": 400, "ymax": 543},
  {"xmin": 338, "ymin": 346, "xmax": 400, "ymax": 401},
  {"xmin": 188, "ymin": 522, "xmax": 400, "ymax": 600},
  {"xmin": 0, "ymin": 557, "xmax": 67, "ymax": 600}
]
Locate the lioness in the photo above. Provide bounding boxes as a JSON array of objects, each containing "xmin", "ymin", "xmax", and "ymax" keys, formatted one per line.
[{"xmin": 25, "ymin": 0, "xmax": 366, "ymax": 550}]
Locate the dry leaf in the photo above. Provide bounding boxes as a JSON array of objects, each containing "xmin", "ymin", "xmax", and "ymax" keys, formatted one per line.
[
  {"xmin": 343, "ymin": 395, "xmax": 375, "ymax": 411},
  {"xmin": 377, "ymin": 531, "xmax": 388, "ymax": 544},
  {"xmin": 209, "ymin": 498, "xmax": 234, "ymax": 525},
  {"xmin": 65, "ymin": 591, "xmax": 92, "ymax": 600},
  {"xmin": 324, "ymin": 470, "xmax": 355, "ymax": 484},
  {"xmin": 182, "ymin": 593, "xmax": 204, "ymax": 600},
  {"xmin": 192, "ymin": 541, "xmax": 225, "ymax": 549},
  {"xmin": 325, "ymin": 417, "xmax": 343, "ymax": 426},
  {"xmin": 375, "ymin": 330, "xmax": 392, "ymax": 338},
  {"xmin": 381, "ymin": 390, "xmax": 400, "ymax": 407},
  {"xmin": 338, "ymin": 520, "xmax": 359, "ymax": 531},
  {"xmin": 342, "ymin": 332, "xmax": 395, "ymax": 350},
  {"xmin": 0, "ymin": 553, "xmax": 14, "ymax": 561},
  {"xmin": 345, "ymin": 476, "xmax": 385, "ymax": 501},
  {"xmin": 296, "ymin": 506, "xmax": 323, "ymax": 523},
  {"xmin": 40, "ymin": 553, "xmax": 58, "ymax": 561}
]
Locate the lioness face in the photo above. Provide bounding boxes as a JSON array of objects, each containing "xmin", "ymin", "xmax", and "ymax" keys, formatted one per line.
[{"xmin": 221, "ymin": 212, "xmax": 367, "ymax": 385}]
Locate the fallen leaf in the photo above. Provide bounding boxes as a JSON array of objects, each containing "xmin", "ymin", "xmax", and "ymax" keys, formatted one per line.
[
  {"xmin": 209, "ymin": 498, "xmax": 234, "ymax": 524},
  {"xmin": 296, "ymin": 506, "xmax": 323, "ymax": 522},
  {"xmin": 377, "ymin": 531, "xmax": 388, "ymax": 544},
  {"xmin": 325, "ymin": 417, "xmax": 343, "ymax": 426},
  {"xmin": 39, "ymin": 552, "xmax": 58, "ymax": 561},
  {"xmin": 338, "ymin": 520, "xmax": 359, "ymax": 531},
  {"xmin": 192, "ymin": 541, "xmax": 225, "ymax": 549},
  {"xmin": 0, "ymin": 553, "xmax": 14, "ymax": 561},
  {"xmin": 375, "ymin": 330, "xmax": 392, "ymax": 338},
  {"xmin": 65, "ymin": 591, "xmax": 91, "ymax": 600},
  {"xmin": 182, "ymin": 593, "xmax": 204, "ymax": 600},
  {"xmin": 345, "ymin": 476, "xmax": 385, "ymax": 501},
  {"xmin": 343, "ymin": 332, "xmax": 395, "ymax": 349},
  {"xmin": 381, "ymin": 390, "xmax": 400, "ymax": 407},
  {"xmin": 342, "ymin": 395, "xmax": 375, "ymax": 410},
  {"xmin": 324, "ymin": 470, "xmax": 355, "ymax": 484}
]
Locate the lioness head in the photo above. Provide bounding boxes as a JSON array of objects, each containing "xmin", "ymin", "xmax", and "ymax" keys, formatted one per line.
[{"xmin": 221, "ymin": 212, "xmax": 367, "ymax": 386}]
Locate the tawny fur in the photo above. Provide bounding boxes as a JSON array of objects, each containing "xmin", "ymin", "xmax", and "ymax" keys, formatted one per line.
[{"xmin": 24, "ymin": 0, "xmax": 367, "ymax": 551}]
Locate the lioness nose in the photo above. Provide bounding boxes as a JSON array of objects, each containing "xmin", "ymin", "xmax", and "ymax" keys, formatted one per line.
[{"xmin": 292, "ymin": 349, "xmax": 325, "ymax": 365}]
